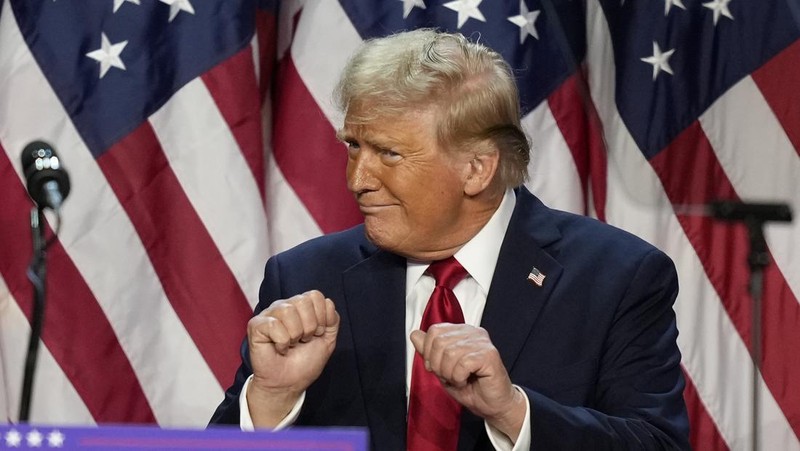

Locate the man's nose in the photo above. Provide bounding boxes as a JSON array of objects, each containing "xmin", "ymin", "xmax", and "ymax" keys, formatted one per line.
[{"xmin": 346, "ymin": 151, "xmax": 380, "ymax": 193}]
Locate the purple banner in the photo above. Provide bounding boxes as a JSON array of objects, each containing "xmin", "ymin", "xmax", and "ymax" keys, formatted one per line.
[{"xmin": 0, "ymin": 424, "xmax": 368, "ymax": 450}]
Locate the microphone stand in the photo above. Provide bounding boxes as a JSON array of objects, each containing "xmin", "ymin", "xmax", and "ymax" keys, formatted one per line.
[
  {"xmin": 709, "ymin": 200, "xmax": 793, "ymax": 451},
  {"xmin": 19, "ymin": 207, "xmax": 49, "ymax": 423}
]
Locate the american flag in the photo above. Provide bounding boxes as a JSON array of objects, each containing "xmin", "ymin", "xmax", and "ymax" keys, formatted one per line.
[
  {"xmin": 1, "ymin": 1, "xmax": 798, "ymax": 450},
  {"xmin": 527, "ymin": 266, "xmax": 546, "ymax": 287}
]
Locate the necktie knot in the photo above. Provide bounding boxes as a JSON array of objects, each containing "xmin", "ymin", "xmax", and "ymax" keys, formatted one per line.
[{"xmin": 426, "ymin": 256, "xmax": 468, "ymax": 291}]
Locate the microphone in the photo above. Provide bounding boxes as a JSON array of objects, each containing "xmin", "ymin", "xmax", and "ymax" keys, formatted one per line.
[
  {"xmin": 20, "ymin": 141, "xmax": 71, "ymax": 211},
  {"xmin": 708, "ymin": 200, "xmax": 793, "ymax": 223}
]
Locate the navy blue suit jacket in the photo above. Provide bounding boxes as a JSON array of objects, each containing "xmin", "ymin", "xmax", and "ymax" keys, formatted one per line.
[{"xmin": 210, "ymin": 187, "xmax": 689, "ymax": 450}]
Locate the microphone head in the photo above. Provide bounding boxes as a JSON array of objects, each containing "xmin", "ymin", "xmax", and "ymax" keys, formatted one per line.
[{"xmin": 20, "ymin": 141, "xmax": 71, "ymax": 209}]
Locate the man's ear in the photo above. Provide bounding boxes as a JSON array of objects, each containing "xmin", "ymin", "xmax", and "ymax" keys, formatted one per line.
[{"xmin": 463, "ymin": 145, "xmax": 500, "ymax": 196}]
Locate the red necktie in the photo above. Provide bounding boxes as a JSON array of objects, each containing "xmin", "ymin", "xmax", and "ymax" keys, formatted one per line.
[{"xmin": 407, "ymin": 256, "xmax": 468, "ymax": 451}]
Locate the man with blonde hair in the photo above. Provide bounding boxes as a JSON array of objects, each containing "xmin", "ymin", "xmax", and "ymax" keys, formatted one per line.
[{"xmin": 211, "ymin": 29, "xmax": 689, "ymax": 450}]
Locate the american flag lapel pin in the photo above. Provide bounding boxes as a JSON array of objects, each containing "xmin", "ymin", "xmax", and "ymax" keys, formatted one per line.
[{"xmin": 527, "ymin": 266, "xmax": 545, "ymax": 287}]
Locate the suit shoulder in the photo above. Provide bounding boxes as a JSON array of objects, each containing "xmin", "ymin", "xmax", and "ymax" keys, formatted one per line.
[
  {"xmin": 270, "ymin": 224, "xmax": 375, "ymax": 269},
  {"xmin": 550, "ymin": 208, "xmax": 670, "ymax": 264}
]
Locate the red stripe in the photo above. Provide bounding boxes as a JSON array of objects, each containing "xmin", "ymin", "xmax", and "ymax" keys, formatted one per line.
[
  {"xmin": 547, "ymin": 70, "xmax": 608, "ymax": 220},
  {"xmin": 650, "ymin": 122, "xmax": 800, "ymax": 439},
  {"xmin": 751, "ymin": 39, "xmax": 800, "ymax": 158},
  {"xmin": 272, "ymin": 56, "xmax": 362, "ymax": 234},
  {"xmin": 682, "ymin": 367, "xmax": 729, "ymax": 451},
  {"xmin": 96, "ymin": 124, "xmax": 253, "ymax": 386},
  {"xmin": 0, "ymin": 145, "xmax": 156, "ymax": 423},
  {"xmin": 201, "ymin": 47, "xmax": 266, "ymax": 203}
]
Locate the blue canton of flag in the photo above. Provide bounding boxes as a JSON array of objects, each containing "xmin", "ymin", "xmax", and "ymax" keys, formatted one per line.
[{"xmin": 10, "ymin": 0, "xmax": 255, "ymax": 157}]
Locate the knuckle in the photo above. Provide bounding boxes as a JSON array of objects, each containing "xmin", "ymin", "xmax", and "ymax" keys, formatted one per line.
[{"xmin": 443, "ymin": 347, "xmax": 460, "ymax": 361}]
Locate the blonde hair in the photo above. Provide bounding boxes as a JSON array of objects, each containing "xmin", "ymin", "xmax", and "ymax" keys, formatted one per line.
[{"xmin": 335, "ymin": 29, "xmax": 530, "ymax": 188}]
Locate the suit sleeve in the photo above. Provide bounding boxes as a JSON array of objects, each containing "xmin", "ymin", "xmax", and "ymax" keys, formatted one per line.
[
  {"xmin": 208, "ymin": 256, "xmax": 283, "ymax": 426},
  {"xmin": 525, "ymin": 249, "xmax": 690, "ymax": 450}
]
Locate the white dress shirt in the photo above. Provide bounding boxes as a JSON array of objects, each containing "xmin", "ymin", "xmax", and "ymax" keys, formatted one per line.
[{"xmin": 241, "ymin": 189, "xmax": 531, "ymax": 450}]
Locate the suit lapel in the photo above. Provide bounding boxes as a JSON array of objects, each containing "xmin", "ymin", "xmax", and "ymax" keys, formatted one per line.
[
  {"xmin": 459, "ymin": 188, "xmax": 565, "ymax": 449},
  {"xmin": 342, "ymin": 249, "xmax": 408, "ymax": 449},
  {"xmin": 481, "ymin": 188, "xmax": 564, "ymax": 377}
]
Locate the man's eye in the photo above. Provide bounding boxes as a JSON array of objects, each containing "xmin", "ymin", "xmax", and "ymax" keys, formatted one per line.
[
  {"xmin": 345, "ymin": 141, "xmax": 360, "ymax": 157},
  {"xmin": 379, "ymin": 148, "xmax": 402, "ymax": 164}
]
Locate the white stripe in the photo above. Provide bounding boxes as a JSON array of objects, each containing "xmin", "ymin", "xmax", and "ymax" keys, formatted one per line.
[
  {"xmin": 149, "ymin": 79, "xmax": 269, "ymax": 309},
  {"xmin": 523, "ymin": 104, "xmax": 584, "ymax": 214},
  {"xmin": 290, "ymin": 1, "xmax": 364, "ymax": 128},
  {"xmin": 699, "ymin": 77, "xmax": 800, "ymax": 302},
  {"xmin": 251, "ymin": 35, "xmax": 260, "ymax": 84},
  {"xmin": 277, "ymin": 0, "xmax": 307, "ymax": 59},
  {"xmin": 257, "ymin": 77, "xmax": 321, "ymax": 255},
  {"xmin": 0, "ymin": 3, "xmax": 222, "ymax": 427},
  {"xmin": 265, "ymin": 144, "xmax": 324, "ymax": 255},
  {"xmin": 0, "ymin": 274, "xmax": 94, "ymax": 424},
  {"xmin": 584, "ymin": 2, "xmax": 799, "ymax": 449},
  {"xmin": 264, "ymin": 1, "xmax": 354, "ymax": 252}
]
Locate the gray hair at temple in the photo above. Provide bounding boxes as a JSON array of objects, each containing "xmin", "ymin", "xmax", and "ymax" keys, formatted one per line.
[{"xmin": 334, "ymin": 28, "xmax": 530, "ymax": 189}]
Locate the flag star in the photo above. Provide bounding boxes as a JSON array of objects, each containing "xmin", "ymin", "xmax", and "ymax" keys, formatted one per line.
[
  {"xmin": 86, "ymin": 32, "xmax": 128, "ymax": 79},
  {"xmin": 664, "ymin": 0, "xmax": 686, "ymax": 16},
  {"xmin": 5, "ymin": 430, "xmax": 22, "ymax": 447},
  {"xmin": 159, "ymin": 0, "xmax": 195, "ymax": 22},
  {"xmin": 443, "ymin": 0, "xmax": 486, "ymax": 29},
  {"xmin": 508, "ymin": 1, "xmax": 540, "ymax": 44},
  {"xmin": 400, "ymin": 0, "xmax": 426, "ymax": 19},
  {"xmin": 47, "ymin": 431, "xmax": 65, "ymax": 448},
  {"xmin": 113, "ymin": 0, "xmax": 140, "ymax": 13},
  {"xmin": 703, "ymin": 0, "xmax": 734, "ymax": 25},
  {"xmin": 26, "ymin": 430, "xmax": 43, "ymax": 447},
  {"xmin": 640, "ymin": 41, "xmax": 675, "ymax": 81}
]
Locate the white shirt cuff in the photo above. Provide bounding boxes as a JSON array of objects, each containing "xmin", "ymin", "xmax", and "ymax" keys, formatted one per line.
[
  {"xmin": 239, "ymin": 374, "xmax": 306, "ymax": 431},
  {"xmin": 485, "ymin": 385, "xmax": 531, "ymax": 451}
]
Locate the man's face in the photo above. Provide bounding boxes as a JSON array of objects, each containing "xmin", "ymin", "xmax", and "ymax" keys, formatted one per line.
[{"xmin": 341, "ymin": 108, "xmax": 472, "ymax": 260}]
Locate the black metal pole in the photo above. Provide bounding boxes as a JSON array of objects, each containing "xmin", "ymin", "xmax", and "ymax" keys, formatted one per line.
[
  {"xmin": 710, "ymin": 201, "xmax": 792, "ymax": 451},
  {"xmin": 19, "ymin": 207, "xmax": 48, "ymax": 423},
  {"xmin": 745, "ymin": 219, "xmax": 769, "ymax": 451}
]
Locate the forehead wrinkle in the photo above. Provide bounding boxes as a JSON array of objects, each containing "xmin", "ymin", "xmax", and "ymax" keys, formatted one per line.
[{"xmin": 341, "ymin": 120, "xmax": 410, "ymax": 149}]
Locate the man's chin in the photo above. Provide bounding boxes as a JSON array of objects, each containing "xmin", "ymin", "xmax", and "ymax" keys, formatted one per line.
[{"xmin": 363, "ymin": 223, "xmax": 402, "ymax": 254}]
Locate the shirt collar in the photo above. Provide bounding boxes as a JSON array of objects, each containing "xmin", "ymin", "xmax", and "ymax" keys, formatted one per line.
[{"xmin": 407, "ymin": 189, "xmax": 517, "ymax": 292}]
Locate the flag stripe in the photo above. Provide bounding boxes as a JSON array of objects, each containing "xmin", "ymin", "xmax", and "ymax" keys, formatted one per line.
[
  {"xmin": 0, "ymin": 273, "xmax": 95, "ymax": 425},
  {"xmin": 265, "ymin": 149, "xmax": 324, "ymax": 255},
  {"xmin": 522, "ymin": 102, "xmax": 584, "ymax": 214},
  {"xmin": 149, "ymin": 77, "xmax": 270, "ymax": 311},
  {"xmin": 201, "ymin": 46, "xmax": 266, "ymax": 204},
  {"xmin": 682, "ymin": 366, "xmax": 729, "ymax": 451},
  {"xmin": 289, "ymin": 1, "xmax": 362, "ymax": 128},
  {"xmin": 751, "ymin": 40, "xmax": 800, "ymax": 159},
  {"xmin": 272, "ymin": 57, "xmax": 361, "ymax": 234},
  {"xmin": 96, "ymin": 123, "xmax": 252, "ymax": 387},
  {"xmin": 0, "ymin": 147, "xmax": 156, "ymax": 423},
  {"xmin": 698, "ymin": 76, "xmax": 800, "ymax": 305},
  {"xmin": 546, "ymin": 71, "xmax": 609, "ymax": 220}
]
